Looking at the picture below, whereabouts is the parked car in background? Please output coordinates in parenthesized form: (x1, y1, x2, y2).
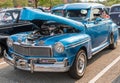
(106, 6, 110, 14)
(109, 4, 120, 30)
(4, 4, 118, 79)
(37, 6, 51, 13)
(0, 8, 21, 25)
(0, 8, 38, 56)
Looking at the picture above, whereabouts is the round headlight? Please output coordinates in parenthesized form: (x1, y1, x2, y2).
(7, 38, 13, 47)
(54, 42, 64, 53)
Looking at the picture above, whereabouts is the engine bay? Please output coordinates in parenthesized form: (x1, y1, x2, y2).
(27, 21, 80, 40)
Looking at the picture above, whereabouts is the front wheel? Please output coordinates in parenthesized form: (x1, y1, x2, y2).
(69, 49, 87, 79)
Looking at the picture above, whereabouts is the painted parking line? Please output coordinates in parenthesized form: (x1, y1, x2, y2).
(0, 62, 6, 65)
(89, 55, 120, 83)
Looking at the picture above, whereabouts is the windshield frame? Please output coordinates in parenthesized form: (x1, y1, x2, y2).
(52, 8, 89, 21)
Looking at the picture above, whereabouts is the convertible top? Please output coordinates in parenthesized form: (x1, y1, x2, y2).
(20, 8, 85, 31)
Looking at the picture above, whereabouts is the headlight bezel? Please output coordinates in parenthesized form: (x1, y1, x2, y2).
(7, 38, 13, 47)
(54, 42, 64, 53)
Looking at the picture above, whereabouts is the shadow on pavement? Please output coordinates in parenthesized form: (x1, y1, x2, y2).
(87, 47, 113, 66)
(0, 66, 76, 83)
(112, 75, 120, 83)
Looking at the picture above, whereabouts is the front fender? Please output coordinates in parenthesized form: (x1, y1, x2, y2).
(59, 34, 92, 66)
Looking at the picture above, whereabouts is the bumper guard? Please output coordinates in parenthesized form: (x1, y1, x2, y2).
(4, 51, 70, 72)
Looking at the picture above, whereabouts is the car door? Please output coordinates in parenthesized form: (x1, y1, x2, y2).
(86, 8, 109, 49)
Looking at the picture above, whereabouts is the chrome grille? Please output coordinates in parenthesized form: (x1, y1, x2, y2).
(13, 44, 52, 57)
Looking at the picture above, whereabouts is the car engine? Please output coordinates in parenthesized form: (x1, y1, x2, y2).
(27, 22, 79, 40)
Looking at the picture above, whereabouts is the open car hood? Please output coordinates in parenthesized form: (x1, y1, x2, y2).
(20, 8, 85, 31)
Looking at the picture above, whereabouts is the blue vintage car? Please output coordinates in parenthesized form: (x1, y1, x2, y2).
(4, 3, 118, 79)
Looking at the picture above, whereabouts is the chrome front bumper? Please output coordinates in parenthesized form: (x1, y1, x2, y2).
(4, 52, 70, 72)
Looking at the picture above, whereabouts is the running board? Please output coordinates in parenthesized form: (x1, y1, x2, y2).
(91, 42, 109, 55)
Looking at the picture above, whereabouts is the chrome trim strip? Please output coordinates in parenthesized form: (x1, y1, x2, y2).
(118, 26, 120, 28)
(92, 42, 109, 55)
(13, 42, 52, 48)
(0, 23, 32, 30)
(65, 38, 90, 49)
(11, 23, 33, 27)
(0, 27, 13, 30)
(0, 35, 9, 38)
(110, 12, 120, 14)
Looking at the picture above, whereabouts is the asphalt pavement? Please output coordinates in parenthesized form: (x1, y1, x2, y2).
(0, 39, 120, 83)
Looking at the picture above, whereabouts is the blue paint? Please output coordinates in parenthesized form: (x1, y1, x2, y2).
(6, 3, 119, 72)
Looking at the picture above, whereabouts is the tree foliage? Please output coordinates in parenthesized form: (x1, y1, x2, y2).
(0, 0, 13, 8)
(37, 0, 63, 7)
(12, 0, 28, 7)
(0, 0, 120, 8)
(103, 0, 120, 6)
(0, 0, 28, 8)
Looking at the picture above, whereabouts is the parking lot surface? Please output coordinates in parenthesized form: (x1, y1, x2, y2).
(0, 39, 120, 83)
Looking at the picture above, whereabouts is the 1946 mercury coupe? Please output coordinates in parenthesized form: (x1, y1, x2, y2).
(4, 3, 119, 79)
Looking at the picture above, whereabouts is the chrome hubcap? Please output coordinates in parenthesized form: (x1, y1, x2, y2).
(77, 53, 85, 74)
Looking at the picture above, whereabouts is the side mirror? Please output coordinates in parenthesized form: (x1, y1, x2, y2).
(84, 18, 90, 23)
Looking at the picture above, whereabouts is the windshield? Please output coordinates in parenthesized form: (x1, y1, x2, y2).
(110, 6, 120, 12)
(65, 9, 88, 21)
(52, 9, 88, 21)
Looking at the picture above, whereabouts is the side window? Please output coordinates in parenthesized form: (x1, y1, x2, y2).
(3, 12, 12, 21)
(101, 8, 110, 19)
(90, 8, 101, 21)
(90, 8, 109, 21)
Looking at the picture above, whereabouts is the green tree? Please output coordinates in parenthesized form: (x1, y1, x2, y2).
(105, 0, 120, 6)
(13, 0, 28, 7)
(37, 0, 63, 7)
(0, 0, 120, 8)
(0, 0, 13, 8)
(0, 0, 28, 8)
